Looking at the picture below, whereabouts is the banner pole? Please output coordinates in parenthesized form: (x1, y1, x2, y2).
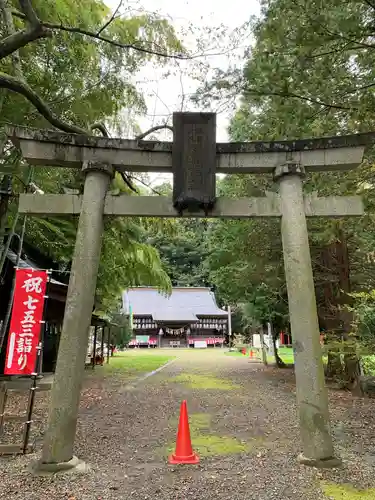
(21, 270, 50, 454)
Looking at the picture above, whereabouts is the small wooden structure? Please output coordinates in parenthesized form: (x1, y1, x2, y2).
(0, 376, 51, 455)
(0, 242, 111, 374)
(87, 316, 112, 368)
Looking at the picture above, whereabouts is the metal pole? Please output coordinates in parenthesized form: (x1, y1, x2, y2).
(0, 382, 7, 439)
(92, 325, 97, 369)
(22, 272, 49, 454)
(0, 213, 19, 281)
(40, 162, 112, 470)
(0, 175, 12, 259)
(38, 322, 45, 377)
(276, 162, 340, 467)
(158, 328, 162, 349)
(0, 218, 27, 351)
(227, 305, 232, 347)
(259, 326, 268, 365)
(106, 327, 110, 364)
(22, 343, 40, 454)
(0, 165, 34, 281)
(267, 322, 275, 358)
(100, 326, 105, 365)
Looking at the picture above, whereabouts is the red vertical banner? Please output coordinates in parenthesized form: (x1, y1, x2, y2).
(4, 268, 48, 376)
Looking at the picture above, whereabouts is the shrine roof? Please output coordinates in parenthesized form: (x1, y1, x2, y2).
(7, 249, 67, 287)
(122, 287, 227, 322)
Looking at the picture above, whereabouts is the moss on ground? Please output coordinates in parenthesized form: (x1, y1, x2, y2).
(172, 373, 239, 390)
(191, 435, 250, 456)
(166, 412, 254, 458)
(189, 413, 211, 430)
(322, 483, 375, 499)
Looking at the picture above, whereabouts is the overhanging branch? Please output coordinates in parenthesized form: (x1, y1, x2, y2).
(244, 88, 357, 111)
(18, 0, 40, 25)
(0, 25, 49, 59)
(96, 0, 122, 36)
(88, 121, 137, 193)
(135, 124, 174, 140)
(11, 10, 189, 60)
(0, 72, 87, 134)
(90, 122, 109, 137)
(0, 0, 50, 60)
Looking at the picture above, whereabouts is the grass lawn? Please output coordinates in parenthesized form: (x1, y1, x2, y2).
(267, 346, 294, 365)
(101, 351, 174, 376)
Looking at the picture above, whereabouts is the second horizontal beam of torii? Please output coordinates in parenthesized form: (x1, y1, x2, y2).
(19, 193, 364, 218)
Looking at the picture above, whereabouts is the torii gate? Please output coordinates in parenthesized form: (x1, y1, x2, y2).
(8, 113, 367, 472)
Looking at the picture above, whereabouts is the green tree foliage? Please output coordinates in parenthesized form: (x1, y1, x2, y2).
(203, 174, 285, 338)
(140, 182, 210, 288)
(227, 0, 375, 333)
(0, 0, 183, 312)
(2, 0, 183, 126)
(21, 169, 172, 314)
(240, 284, 288, 333)
(106, 309, 132, 348)
(148, 218, 210, 287)
(198, 0, 375, 376)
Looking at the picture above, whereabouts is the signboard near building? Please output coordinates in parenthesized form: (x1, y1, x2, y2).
(194, 340, 207, 349)
(5, 269, 48, 375)
(136, 335, 149, 344)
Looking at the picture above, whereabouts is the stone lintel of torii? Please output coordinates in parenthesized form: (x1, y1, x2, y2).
(18, 192, 364, 218)
(9, 125, 368, 173)
(6, 114, 373, 473)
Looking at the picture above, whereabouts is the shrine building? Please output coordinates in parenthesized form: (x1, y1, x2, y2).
(122, 287, 228, 348)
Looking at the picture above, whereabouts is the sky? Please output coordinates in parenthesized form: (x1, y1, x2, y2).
(106, 0, 261, 142)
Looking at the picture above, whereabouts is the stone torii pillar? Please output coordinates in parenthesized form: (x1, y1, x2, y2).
(7, 115, 368, 471)
(275, 162, 338, 467)
(44, 161, 113, 471)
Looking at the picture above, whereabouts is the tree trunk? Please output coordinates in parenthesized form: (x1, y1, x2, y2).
(272, 337, 286, 368)
(273, 334, 286, 367)
(325, 350, 343, 379)
(259, 326, 268, 365)
(343, 353, 363, 396)
(336, 228, 363, 394)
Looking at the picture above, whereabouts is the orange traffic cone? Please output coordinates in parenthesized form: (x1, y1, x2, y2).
(169, 400, 200, 465)
(249, 349, 253, 359)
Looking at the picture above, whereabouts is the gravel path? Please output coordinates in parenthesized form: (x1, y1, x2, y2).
(1, 350, 375, 499)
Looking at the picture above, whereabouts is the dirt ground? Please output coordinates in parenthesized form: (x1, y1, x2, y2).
(1, 349, 375, 500)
